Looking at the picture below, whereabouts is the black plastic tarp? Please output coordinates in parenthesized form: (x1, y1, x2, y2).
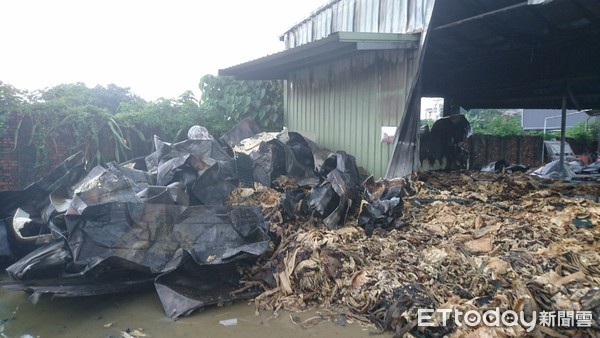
(1, 126, 274, 319)
(155, 255, 261, 318)
(65, 203, 269, 274)
(0, 152, 87, 217)
(306, 152, 361, 230)
(5, 203, 270, 318)
(0, 219, 11, 259)
(358, 176, 406, 235)
(219, 117, 262, 149)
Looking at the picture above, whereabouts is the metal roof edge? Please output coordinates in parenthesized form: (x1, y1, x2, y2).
(336, 32, 420, 43)
(278, 0, 343, 41)
(219, 32, 420, 80)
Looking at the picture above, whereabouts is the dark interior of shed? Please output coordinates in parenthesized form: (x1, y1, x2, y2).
(419, 0, 600, 110)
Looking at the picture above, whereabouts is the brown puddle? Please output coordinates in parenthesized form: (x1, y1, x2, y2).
(0, 274, 388, 338)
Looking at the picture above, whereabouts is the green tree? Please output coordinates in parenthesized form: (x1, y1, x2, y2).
(465, 109, 525, 136)
(116, 91, 203, 145)
(91, 83, 144, 114)
(0, 81, 26, 133)
(38, 82, 96, 107)
(6, 82, 148, 169)
(566, 120, 600, 146)
(199, 75, 283, 136)
(3, 76, 284, 174)
(485, 115, 524, 136)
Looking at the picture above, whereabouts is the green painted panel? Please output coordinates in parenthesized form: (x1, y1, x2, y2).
(285, 49, 417, 179)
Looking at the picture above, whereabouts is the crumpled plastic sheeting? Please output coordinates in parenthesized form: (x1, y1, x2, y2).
(5, 203, 270, 318)
(532, 158, 600, 179)
(187, 125, 215, 141)
(219, 117, 262, 149)
(237, 150, 368, 231)
(358, 176, 407, 235)
(419, 115, 472, 170)
(582, 161, 600, 175)
(145, 136, 232, 178)
(218, 121, 330, 189)
(65, 203, 269, 274)
(286, 132, 328, 184)
(67, 162, 154, 215)
(6, 239, 72, 280)
(250, 140, 288, 187)
(0, 152, 87, 257)
(145, 136, 238, 205)
(248, 135, 324, 188)
(0, 152, 87, 218)
(1, 273, 155, 298)
(305, 152, 361, 230)
(481, 160, 530, 173)
(191, 161, 239, 205)
(136, 183, 189, 206)
(1, 125, 275, 319)
(0, 220, 12, 260)
(155, 255, 262, 319)
(531, 159, 576, 179)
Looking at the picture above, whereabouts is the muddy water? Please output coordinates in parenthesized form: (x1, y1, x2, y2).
(0, 274, 389, 338)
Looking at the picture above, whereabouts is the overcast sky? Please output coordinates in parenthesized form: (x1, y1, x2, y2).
(1, 0, 325, 101)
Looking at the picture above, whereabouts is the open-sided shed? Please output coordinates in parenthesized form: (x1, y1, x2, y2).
(220, 0, 600, 178)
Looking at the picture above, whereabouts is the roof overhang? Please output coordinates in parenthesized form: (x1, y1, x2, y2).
(219, 32, 420, 80)
(420, 0, 600, 109)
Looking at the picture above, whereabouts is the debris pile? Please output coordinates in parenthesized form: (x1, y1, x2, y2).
(242, 171, 600, 337)
(1, 118, 599, 337)
(0, 118, 390, 320)
(0, 135, 273, 318)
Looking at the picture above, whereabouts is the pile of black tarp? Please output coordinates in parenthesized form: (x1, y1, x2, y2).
(0, 118, 405, 318)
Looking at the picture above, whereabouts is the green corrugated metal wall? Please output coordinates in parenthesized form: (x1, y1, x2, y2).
(285, 49, 416, 178)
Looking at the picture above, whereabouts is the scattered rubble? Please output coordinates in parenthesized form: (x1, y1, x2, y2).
(241, 170, 600, 337)
(0, 120, 599, 337)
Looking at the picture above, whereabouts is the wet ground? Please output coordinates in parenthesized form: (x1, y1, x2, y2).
(0, 274, 389, 338)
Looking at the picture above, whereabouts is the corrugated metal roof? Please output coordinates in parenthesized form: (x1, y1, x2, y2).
(219, 32, 419, 80)
(280, 0, 435, 49)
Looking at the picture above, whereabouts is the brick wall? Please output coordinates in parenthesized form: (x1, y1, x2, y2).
(0, 113, 71, 190)
(468, 134, 545, 170)
(0, 112, 154, 191)
(0, 113, 587, 189)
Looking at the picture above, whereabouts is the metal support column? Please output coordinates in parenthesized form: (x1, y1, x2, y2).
(559, 94, 567, 178)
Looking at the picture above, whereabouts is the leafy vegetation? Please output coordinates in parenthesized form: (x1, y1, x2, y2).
(0, 77, 284, 172)
(463, 109, 526, 136)
(6, 83, 148, 169)
(115, 91, 203, 147)
(199, 75, 283, 135)
(421, 109, 528, 137)
(421, 108, 600, 155)
(566, 120, 600, 147)
(0, 81, 26, 134)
